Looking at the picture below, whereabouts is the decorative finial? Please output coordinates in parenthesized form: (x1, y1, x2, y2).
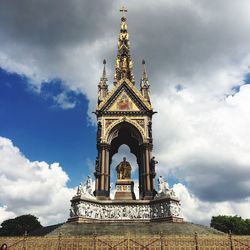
(142, 59, 148, 80)
(101, 59, 107, 79)
(120, 6, 127, 18)
(114, 6, 135, 84)
(98, 59, 109, 103)
(142, 59, 148, 81)
(140, 58, 150, 102)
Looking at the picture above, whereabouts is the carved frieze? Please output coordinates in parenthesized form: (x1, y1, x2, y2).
(70, 198, 181, 221)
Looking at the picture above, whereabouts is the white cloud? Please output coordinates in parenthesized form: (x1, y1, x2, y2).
(0, 1, 249, 113)
(0, 137, 75, 226)
(53, 92, 76, 109)
(153, 84, 250, 203)
(0, 206, 16, 225)
(173, 183, 250, 225)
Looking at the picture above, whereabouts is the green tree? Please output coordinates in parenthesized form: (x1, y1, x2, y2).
(211, 215, 250, 235)
(0, 214, 43, 236)
(245, 219, 250, 234)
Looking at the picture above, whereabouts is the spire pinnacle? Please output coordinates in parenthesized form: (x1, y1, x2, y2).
(114, 7, 135, 85)
(102, 59, 107, 79)
(98, 59, 108, 103)
(141, 60, 149, 86)
(141, 60, 148, 82)
(140, 60, 150, 102)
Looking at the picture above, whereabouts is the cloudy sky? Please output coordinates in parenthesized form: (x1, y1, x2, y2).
(0, 0, 250, 226)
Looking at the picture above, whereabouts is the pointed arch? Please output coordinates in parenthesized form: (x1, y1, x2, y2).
(107, 121, 143, 162)
(105, 118, 146, 144)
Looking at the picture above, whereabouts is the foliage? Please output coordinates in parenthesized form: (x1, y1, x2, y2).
(211, 215, 250, 235)
(0, 214, 43, 236)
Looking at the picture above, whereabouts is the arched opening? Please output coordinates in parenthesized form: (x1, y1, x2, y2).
(108, 122, 143, 161)
(95, 121, 154, 200)
(109, 144, 139, 199)
(108, 122, 142, 199)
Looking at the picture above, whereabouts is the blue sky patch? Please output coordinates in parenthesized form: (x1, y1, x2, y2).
(0, 68, 96, 187)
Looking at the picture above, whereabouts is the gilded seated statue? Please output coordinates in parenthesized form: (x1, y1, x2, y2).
(116, 157, 132, 180)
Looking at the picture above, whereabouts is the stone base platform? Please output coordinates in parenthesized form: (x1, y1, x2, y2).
(69, 196, 183, 223)
(68, 216, 183, 224)
(46, 221, 224, 236)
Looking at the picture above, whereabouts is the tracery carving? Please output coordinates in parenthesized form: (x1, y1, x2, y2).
(105, 119, 116, 129)
(134, 119, 145, 129)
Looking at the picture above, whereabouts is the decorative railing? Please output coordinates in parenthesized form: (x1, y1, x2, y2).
(1, 233, 250, 249)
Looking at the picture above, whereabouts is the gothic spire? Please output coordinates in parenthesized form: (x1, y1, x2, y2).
(98, 59, 108, 103)
(140, 60, 150, 102)
(114, 7, 135, 85)
(101, 59, 107, 82)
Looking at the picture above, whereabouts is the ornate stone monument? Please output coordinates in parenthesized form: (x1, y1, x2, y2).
(68, 7, 183, 224)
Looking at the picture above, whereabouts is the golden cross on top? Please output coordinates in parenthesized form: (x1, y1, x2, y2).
(120, 6, 127, 17)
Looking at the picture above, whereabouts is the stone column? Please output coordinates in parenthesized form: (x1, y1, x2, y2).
(104, 144, 110, 193)
(100, 147, 105, 190)
(145, 146, 151, 193)
(138, 157, 143, 199)
(95, 143, 110, 200)
(139, 144, 146, 199)
(141, 143, 154, 200)
(94, 150, 101, 196)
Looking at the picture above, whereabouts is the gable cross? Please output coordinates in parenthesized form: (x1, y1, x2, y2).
(120, 6, 127, 18)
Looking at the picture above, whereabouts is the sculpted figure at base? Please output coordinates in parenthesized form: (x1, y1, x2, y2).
(116, 157, 132, 180)
(75, 176, 95, 198)
(76, 183, 83, 196)
(157, 176, 177, 199)
(86, 176, 93, 194)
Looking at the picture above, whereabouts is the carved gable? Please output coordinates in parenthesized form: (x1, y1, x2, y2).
(97, 80, 152, 113)
(108, 90, 140, 112)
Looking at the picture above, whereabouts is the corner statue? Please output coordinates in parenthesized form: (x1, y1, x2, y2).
(116, 157, 132, 180)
